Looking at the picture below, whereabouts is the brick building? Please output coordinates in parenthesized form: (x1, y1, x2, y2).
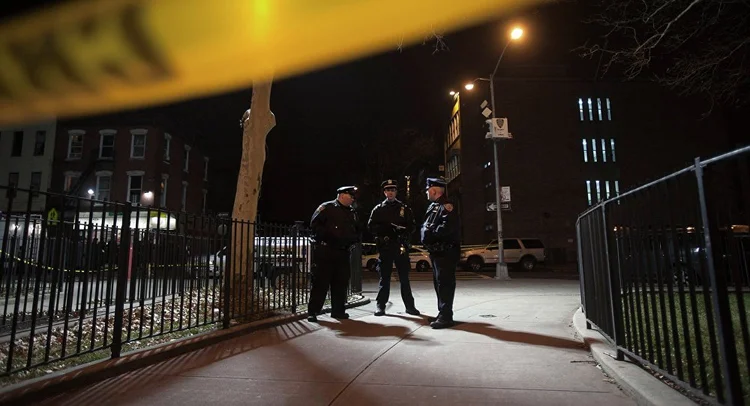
(445, 69, 731, 262)
(51, 118, 210, 227)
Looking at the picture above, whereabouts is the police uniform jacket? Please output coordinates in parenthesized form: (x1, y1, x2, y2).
(368, 199, 415, 247)
(310, 199, 360, 250)
(421, 195, 460, 253)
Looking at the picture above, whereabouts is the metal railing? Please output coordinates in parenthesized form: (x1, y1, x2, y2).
(0, 186, 360, 377)
(577, 145, 750, 405)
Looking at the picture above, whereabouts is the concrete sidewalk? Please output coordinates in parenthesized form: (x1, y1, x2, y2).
(36, 279, 635, 406)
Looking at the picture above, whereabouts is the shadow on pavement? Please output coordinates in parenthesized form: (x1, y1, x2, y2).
(317, 319, 430, 341)
(452, 321, 596, 350)
(35, 320, 322, 406)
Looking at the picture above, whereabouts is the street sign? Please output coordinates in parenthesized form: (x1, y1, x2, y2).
(46, 208, 59, 224)
(485, 117, 511, 139)
(486, 202, 497, 212)
(501, 202, 511, 211)
(501, 186, 511, 203)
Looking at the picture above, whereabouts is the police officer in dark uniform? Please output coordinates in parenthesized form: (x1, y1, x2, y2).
(421, 177, 461, 329)
(308, 186, 361, 322)
(368, 179, 420, 316)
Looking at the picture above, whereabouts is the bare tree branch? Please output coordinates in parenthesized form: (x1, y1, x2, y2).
(579, 0, 750, 106)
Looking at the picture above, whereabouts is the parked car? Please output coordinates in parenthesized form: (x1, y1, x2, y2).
(197, 236, 312, 287)
(361, 244, 432, 272)
(459, 238, 546, 271)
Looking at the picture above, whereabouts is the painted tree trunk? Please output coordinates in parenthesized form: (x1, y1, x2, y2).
(230, 81, 275, 317)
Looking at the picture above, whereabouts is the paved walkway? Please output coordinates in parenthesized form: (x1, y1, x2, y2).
(37, 279, 635, 406)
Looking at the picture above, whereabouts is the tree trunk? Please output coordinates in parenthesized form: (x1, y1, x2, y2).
(230, 81, 275, 318)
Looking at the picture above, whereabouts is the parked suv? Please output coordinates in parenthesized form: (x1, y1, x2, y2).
(460, 238, 546, 271)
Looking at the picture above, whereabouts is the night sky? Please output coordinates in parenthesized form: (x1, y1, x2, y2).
(1, 1, 605, 223)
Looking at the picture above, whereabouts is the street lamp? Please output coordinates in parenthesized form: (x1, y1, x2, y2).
(462, 26, 524, 281)
(87, 189, 95, 197)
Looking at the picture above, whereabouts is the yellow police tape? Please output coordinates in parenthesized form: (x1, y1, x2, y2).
(0, 0, 539, 125)
(1, 249, 199, 274)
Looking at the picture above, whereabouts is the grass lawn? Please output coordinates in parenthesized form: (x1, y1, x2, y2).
(622, 288, 750, 402)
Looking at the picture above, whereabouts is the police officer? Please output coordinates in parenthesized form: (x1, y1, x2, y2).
(308, 186, 361, 322)
(368, 179, 420, 317)
(421, 177, 460, 329)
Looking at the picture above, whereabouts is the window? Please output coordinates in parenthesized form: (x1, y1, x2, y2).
(503, 239, 521, 249)
(202, 189, 208, 214)
(96, 172, 112, 201)
(615, 180, 620, 196)
(606, 98, 612, 120)
(181, 181, 188, 211)
(586, 180, 592, 205)
(34, 131, 46, 156)
(30, 172, 41, 196)
(63, 172, 80, 192)
(610, 139, 616, 162)
(8, 172, 19, 188)
(521, 239, 545, 249)
(597, 98, 603, 121)
(578, 98, 584, 121)
(160, 174, 169, 207)
(592, 139, 597, 162)
(99, 130, 116, 159)
(587, 98, 594, 121)
(68, 131, 84, 159)
(605, 181, 611, 199)
(130, 130, 146, 159)
(595, 180, 601, 201)
(582, 139, 588, 162)
(127, 172, 143, 204)
(163, 133, 171, 162)
(601, 139, 607, 162)
(203, 157, 209, 181)
(448, 112, 461, 145)
(11, 131, 23, 156)
(184, 145, 191, 172)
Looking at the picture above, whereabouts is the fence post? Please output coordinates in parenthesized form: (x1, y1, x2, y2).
(222, 219, 232, 329)
(111, 202, 132, 359)
(350, 242, 362, 294)
(291, 222, 300, 313)
(575, 218, 593, 330)
(694, 157, 743, 404)
(600, 204, 625, 360)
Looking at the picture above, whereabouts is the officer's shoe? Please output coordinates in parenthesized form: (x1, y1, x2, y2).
(374, 307, 386, 316)
(405, 307, 421, 316)
(331, 312, 350, 320)
(430, 318, 454, 329)
(307, 314, 318, 322)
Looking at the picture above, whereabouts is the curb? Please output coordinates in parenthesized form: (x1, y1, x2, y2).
(0, 296, 371, 406)
(572, 307, 696, 406)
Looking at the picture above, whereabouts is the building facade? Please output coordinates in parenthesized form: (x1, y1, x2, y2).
(446, 74, 731, 263)
(51, 122, 210, 227)
(0, 119, 57, 214)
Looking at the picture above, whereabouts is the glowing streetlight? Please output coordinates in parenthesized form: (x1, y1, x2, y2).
(87, 189, 95, 196)
(449, 90, 456, 96)
(464, 83, 475, 90)
(510, 27, 523, 40)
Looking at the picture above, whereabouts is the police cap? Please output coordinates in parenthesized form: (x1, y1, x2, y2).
(381, 179, 398, 190)
(337, 186, 358, 196)
(425, 177, 447, 190)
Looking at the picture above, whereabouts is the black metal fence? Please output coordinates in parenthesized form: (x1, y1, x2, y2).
(0, 186, 359, 377)
(577, 145, 750, 405)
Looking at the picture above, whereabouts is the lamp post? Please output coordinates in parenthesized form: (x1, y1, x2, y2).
(463, 26, 523, 280)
